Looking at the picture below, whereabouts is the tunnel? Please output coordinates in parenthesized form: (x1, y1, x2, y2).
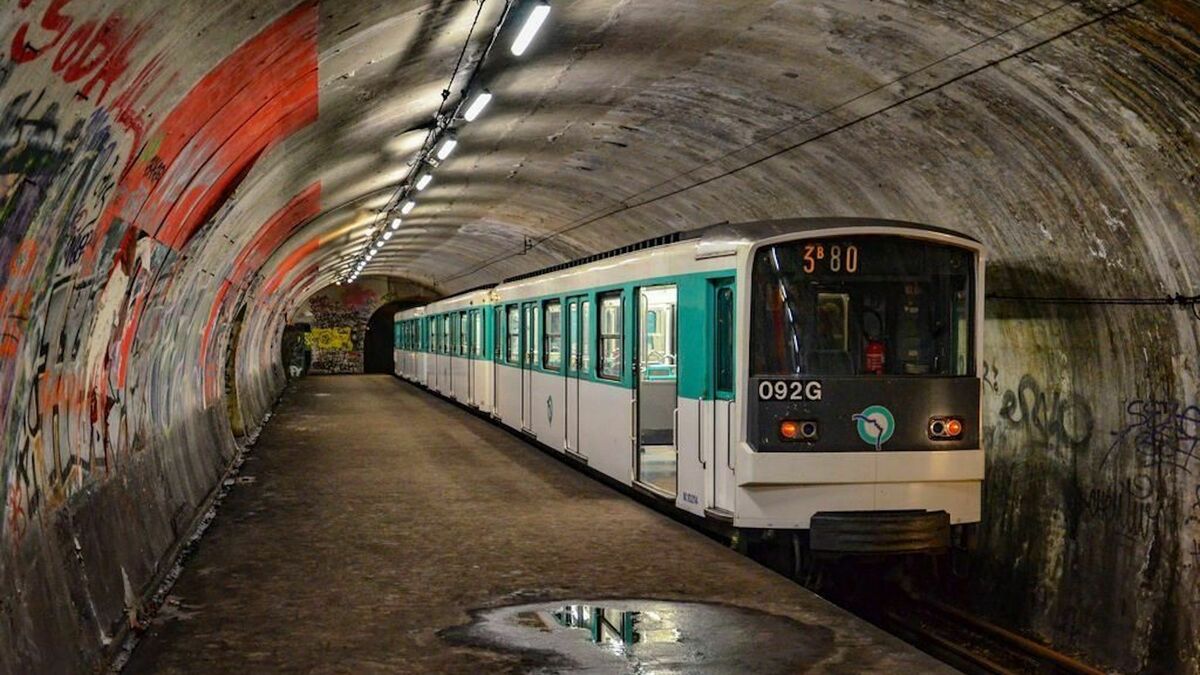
(0, 0, 1197, 672)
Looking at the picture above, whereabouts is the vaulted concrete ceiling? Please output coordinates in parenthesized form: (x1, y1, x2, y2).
(232, 0, 1198, 309)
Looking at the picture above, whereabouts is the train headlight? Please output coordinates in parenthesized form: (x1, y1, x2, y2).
(928, 416, 964, 439)
(779, 420, 818, 442)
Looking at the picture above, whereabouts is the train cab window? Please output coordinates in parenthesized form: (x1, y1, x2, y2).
(751, 236, 975, 377)
(598, 292, 623, 380)
(543, 300, 562, 370)
(506, 305, 520, 363)
(580, 300, 592, 373)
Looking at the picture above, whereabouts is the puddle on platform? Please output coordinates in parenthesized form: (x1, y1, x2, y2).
(445, 599, 835, 673)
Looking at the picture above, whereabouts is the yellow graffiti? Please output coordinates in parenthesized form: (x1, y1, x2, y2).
(306, 327, 351, 350)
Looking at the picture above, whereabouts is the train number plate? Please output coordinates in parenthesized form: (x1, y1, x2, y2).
(757, 379, 823, 402)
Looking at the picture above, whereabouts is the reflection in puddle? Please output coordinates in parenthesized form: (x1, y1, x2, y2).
(526, 605, 682, 656)
(447, 599, 839, 674)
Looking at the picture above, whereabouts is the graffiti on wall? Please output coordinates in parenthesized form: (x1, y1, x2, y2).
(0, 1, 320, 546)
(1104, 399, 1200, 474)
(981, 356, 1200, 669)
(303, 285, 379, 374)
(307, 327, 351, 351)
(986, 368, 1095, 462)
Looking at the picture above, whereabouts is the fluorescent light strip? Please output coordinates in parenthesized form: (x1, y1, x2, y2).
(511, 3, 550, 56)
(463, 91, 492, 121)
(436, 137, 457, 160)
(401, 200, 415, 214)
(416, 173, 432, 190)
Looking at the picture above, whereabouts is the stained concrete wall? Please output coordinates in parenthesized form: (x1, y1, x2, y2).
(0, 0, 1197, 672)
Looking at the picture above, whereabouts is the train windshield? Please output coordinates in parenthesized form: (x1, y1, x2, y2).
(751, 236, 975, 377)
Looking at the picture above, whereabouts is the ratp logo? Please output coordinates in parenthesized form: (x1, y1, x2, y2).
(853, 405, 895, 451)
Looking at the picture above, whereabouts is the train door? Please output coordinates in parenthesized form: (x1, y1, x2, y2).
(563, 296, 583, 455)
(709, 278, 736, 514)
(635, 285, 678, 497)
(521, 302, 536, 433)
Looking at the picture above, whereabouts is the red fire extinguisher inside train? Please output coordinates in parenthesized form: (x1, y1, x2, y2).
(865, 338, 885, 375)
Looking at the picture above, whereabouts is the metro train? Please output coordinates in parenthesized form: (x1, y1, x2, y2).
(394, 218, 985, 554)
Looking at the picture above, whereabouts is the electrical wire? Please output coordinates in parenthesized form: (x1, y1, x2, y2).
(988, 293, 1200, 317)
(440, 0, 1149, 284)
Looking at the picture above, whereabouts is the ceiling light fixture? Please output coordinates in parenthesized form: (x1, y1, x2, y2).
(511, 2, 550, 56)
(391, 217, 403, 230)
(435, 136, 457, 161)
(415, 173, 433, 191)
(401, 200, 416, 214)
(463, 90, 492, 121)
(382, 230, 393, 240)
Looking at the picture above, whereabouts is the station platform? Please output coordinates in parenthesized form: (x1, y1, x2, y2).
(123, 375, 951, 673)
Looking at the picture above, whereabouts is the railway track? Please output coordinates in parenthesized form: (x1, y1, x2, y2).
(877, 593, 1105, 675)
(743, 541, 1105, 674)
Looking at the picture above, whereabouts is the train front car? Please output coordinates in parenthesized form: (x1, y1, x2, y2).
(735, 220, 985, 555)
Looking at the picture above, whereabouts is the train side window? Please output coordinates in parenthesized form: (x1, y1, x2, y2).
(459, 312, 469, 356)
(506, 305, 520, 363)
(543, 300, 562, 371)
(493, 308, 502, 359)
(442, 315, 451, 355)
(580, 300, 591, 373)
(523, 304, 538, 366)
(598, 292, 623, 380)
(473, 311, 484, 357)
(715, 286, 735, 395)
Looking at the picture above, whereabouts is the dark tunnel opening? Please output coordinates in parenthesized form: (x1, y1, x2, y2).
(363, 301, 409, 374)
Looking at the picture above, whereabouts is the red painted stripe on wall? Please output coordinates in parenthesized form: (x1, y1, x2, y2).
(101, 1, 319, 250)
(262, 237, 321, 296)
(229, 183, 322, 287)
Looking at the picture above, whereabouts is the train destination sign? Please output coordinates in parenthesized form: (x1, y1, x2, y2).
(802, 242, 859, 274)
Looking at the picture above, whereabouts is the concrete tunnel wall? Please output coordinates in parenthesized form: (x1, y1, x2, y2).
(0, 0, 1196, 672)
